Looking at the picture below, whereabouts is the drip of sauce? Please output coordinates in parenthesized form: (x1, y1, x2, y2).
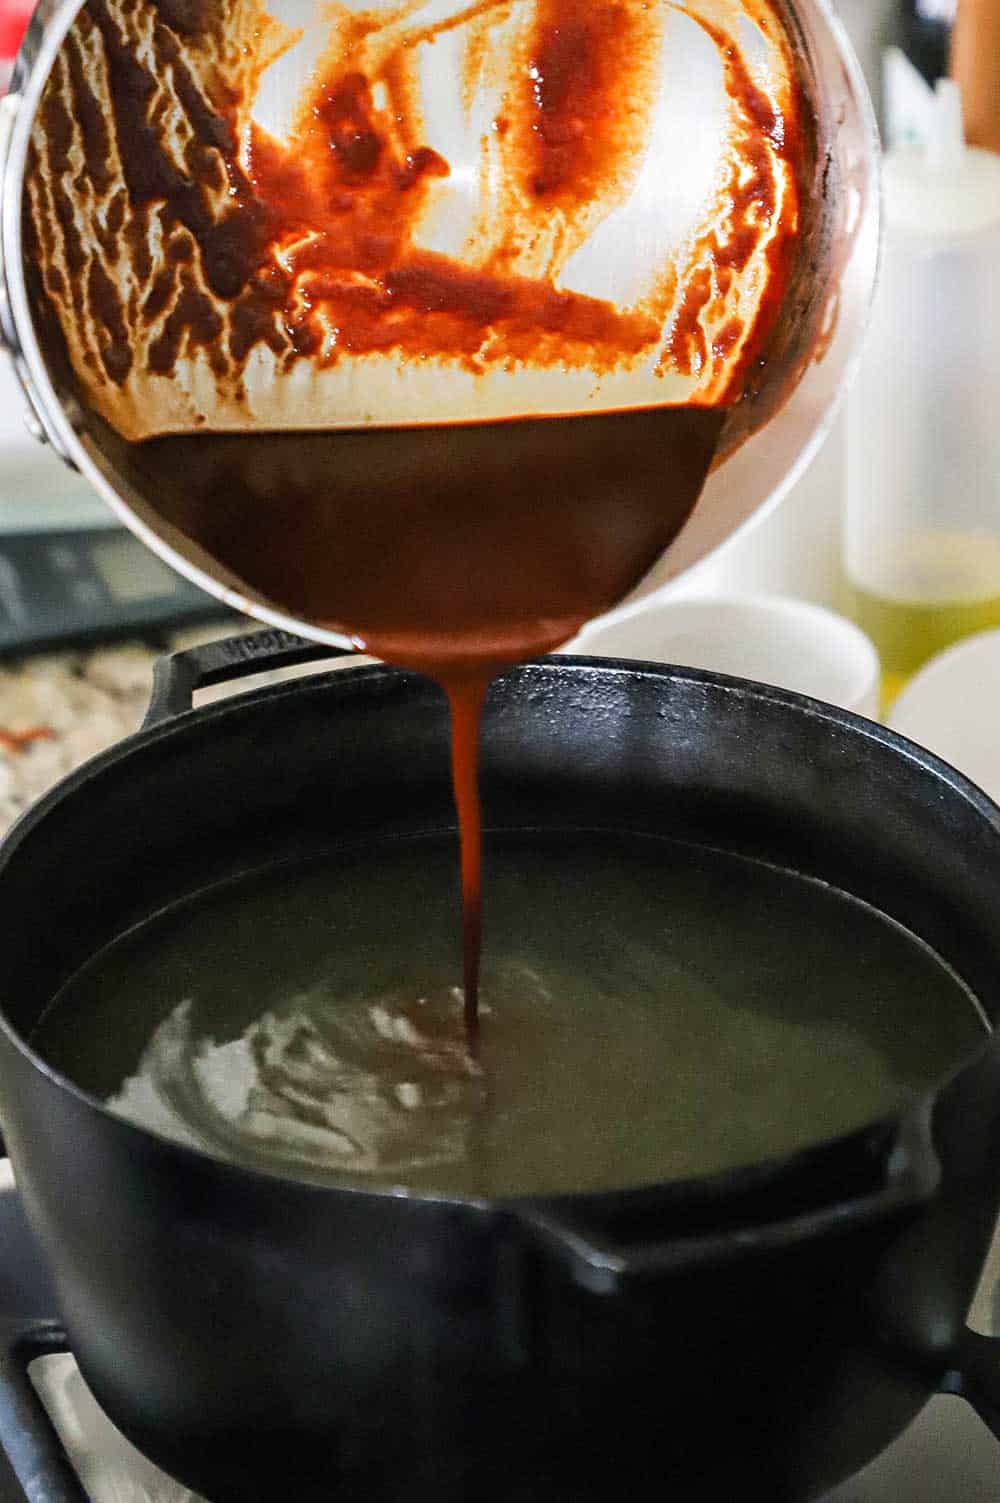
(444, 678, 488, 1054)
(125, 404, 726, 1042)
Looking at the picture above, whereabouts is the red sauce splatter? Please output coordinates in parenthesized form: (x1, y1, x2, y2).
(664, 15, 805, 400)
(55, 0, 809, 408)
(242, 55, 661, 372)
(0, 726, 54, 755)
(525, 1, 633, 200)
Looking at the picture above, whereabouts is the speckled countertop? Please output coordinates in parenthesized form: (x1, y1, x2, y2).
(0, 623, 370, 837)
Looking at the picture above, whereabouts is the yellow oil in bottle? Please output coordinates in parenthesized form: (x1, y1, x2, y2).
(849, 534, 1000, 713)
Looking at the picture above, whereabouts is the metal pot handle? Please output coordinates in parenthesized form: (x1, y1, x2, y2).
(142, 629, 355, 729)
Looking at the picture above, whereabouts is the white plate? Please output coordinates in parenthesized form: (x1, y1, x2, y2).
(888, 629, 1000, 805)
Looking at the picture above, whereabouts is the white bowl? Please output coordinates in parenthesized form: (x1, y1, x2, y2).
(571, 594, 881, 719)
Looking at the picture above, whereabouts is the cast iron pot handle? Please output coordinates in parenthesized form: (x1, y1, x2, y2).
(0, 1317, 88, 1501)
(143, 629, 356, 729)
(945, 1328, 1000, 1443)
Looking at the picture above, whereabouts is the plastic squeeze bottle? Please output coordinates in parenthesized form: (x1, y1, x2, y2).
(845, 78, 1000, 709)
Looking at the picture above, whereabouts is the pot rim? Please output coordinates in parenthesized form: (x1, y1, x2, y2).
(0, 655, 997, 1219)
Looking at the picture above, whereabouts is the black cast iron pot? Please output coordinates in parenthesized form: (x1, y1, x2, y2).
(1, 630, 1000, 1503)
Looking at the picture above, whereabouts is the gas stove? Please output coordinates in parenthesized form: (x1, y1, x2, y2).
(0, 1159, 997, 1502)
(2, 633, 1000, 1499)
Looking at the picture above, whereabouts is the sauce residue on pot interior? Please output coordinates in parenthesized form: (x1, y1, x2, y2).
(29, 0, 812, 425)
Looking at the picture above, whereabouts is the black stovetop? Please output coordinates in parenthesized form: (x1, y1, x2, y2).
(0, 1172, 998, 1502)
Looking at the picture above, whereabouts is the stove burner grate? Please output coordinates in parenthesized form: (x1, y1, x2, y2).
(0, 1319, 88, 1502)
(0, 1174, 998, 1503)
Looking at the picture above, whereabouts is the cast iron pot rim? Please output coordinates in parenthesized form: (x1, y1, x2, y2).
(0, 653, 996, 1221)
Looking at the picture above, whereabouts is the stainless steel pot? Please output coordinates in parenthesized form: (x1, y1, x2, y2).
(0, 0, 879, 645)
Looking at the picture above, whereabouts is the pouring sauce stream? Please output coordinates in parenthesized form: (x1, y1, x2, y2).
(26, 0, 816, 1048)
(445, 676, 488, 1055)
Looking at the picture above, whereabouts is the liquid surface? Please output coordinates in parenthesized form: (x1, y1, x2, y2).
(32, 832, 986, 1197)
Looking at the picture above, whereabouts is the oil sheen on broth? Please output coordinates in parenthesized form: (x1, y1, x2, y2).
(33, 833, 986, 1197)
(26, 1, 819, 1034)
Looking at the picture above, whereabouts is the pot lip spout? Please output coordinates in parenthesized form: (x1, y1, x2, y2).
(506, 1095, 946, 1295)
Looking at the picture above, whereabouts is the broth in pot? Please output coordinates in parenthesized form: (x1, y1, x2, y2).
(33, 831, 986, 1195)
